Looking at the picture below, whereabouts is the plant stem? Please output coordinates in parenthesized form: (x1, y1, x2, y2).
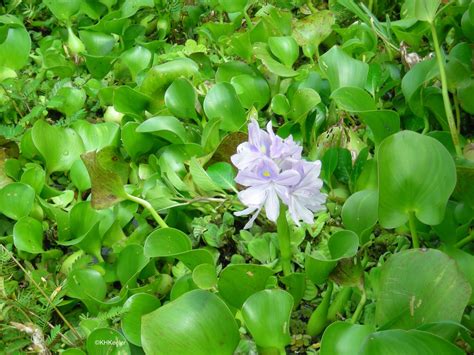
(430, 22, 462, 157)
(0, 245, 83, 344)
(408, 211, 420, 249)
(453, 94, 461, 134)
(126, 193, 168, 229)
(277, 206, 292, 276)
(243, 7, 254, 30)
(351, 288, 367, 324)
(455, 231, 474, 249)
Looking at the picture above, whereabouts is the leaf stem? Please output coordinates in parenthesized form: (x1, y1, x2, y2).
(408, 211, 420, 249)
(455, 231, 474, 249)
(429, 22, 462, 157)
(126, 193, 168, 229)
(277, 205, 292, 276)
(0, 245, 83, 344)
(350, 287, 367, 324)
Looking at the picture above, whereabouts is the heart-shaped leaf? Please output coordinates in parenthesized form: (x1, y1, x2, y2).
(86, 328, 131, 355)
(342, 189, 378, 242)
(268, 36, 299, 67)
(121, 293, 160, 346)
(242, 289, 293, 352)
(230, 74, 270, 110)
(218, 264, 274, 308)
(164, 78, 197, 120)
(375, 249, 471, 329)
(0, 15, 31, 70)
(32, 120, 85, 173)
(378, 131, 456, 228)
(320, 321, 376, 355)
(0, 182, 35, 220)
(141, 289, 240, 355)
(137, 116, 188, 144)
(13, 216, 44, 253)
(203, 82, 246, 132)
(306, 230, 359, 285)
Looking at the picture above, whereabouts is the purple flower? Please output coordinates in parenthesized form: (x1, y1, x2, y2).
(232, 119, 326, 228)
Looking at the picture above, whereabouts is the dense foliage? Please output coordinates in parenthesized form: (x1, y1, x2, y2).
(0, 0, 473, 353)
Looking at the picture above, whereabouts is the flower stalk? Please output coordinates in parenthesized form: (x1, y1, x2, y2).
(277, 205, 292, 276)
(408, 211, 420, 249)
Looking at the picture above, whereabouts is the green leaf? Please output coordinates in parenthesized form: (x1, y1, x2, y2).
(378, 131, 456, 228)
(206, 162, 237, 192)
(192, 263, 218, 290)
(121, 122, 157, 160)
(320, 321, 376, 355)
(43, 0, 81, 21)
(319, 46, 369, 90)
(268, 36, 299, 67)
(67, 268, 107, 313)
(0, 15, 31, 70)
(141, 290, 240, 355)
(86, 328, 131, 355)
(306, 230, 359, 285)
(218, 264, 274, 308)
(413, 0, 441, 23)
(72, 120, 120, 151)
(360, 329, 463, 354)
(140, 58, 199, 98)
(137, 116, 188, 144)
(32, 120, 85, 173)
(292, 10, 335, 48)
(13, 216, 44, 253)
(342, 189, 378, 240)
(331, 86, 376, 111)
(375, 249, 471, 329)
(117, 244, 149, 287)
(81, 147, 129, 209)
(203, 82, 247, 132)
(218, 0, 248, 13)
(48, 87, 86, 117)
(0, 182, 35, 220)
(144, 228, 192, 257)
(253, 42, 299, 77)
(230, 74, 270, 110)
(189, 157, 222, 194)
(271, 94, 291, 116)
(164, 78, 197, 120)
(121, 293, 161, 346)
(288, 88, 321, 122)
(242, 289, 293, 352)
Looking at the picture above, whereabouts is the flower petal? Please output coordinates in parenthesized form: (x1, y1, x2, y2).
(264, 188, 280, 222)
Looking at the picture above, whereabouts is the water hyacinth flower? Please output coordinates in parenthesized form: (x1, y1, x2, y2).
(231, 119, 326, 228)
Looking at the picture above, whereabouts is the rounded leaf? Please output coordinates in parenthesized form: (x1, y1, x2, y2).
(164, 78, 197, 119)
(144, 228, 192, 257)
(13, 216, 44, 253)
(141, 289, 240, 355)
(0, 182, 35, 220)
(378, 131, 456, 228)
(86, 328, 130, 355)
(242, 289, 293, 351)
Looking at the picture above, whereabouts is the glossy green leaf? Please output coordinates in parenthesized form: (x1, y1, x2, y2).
(206, 162, 237, 192)
(117, 244, 149, 287)
(120, 46, 152, 81)
(144, 228, 192, 257)
(140, 58, 199, 98)
(189, 157, 222, 193)
(0, 15, 31, 70)
(253, 43, 299, 77)
(218, 264, 274, 308)
(164, 78, 197, 119)
(70, 159, 91, 192)
(242, 289, 293, 352)
(289, 88, 321, 122)
(320, 321, 376, 355)
(230, 74, 270, 110)
(342, 189, 378, 240)
(137, 116, 187, 144)
(48, 87, 86, 117)
(79, 31, 115, 56)
(203, 82, 246, 132)
(376, 249, 471, 329)
(0, 182, 35, 220)
(67, 268, 107, 313)
(413, 0, 440, 23)
(121, 293, 161, 346)
(20, 164, 45, 195)
(86, 328, 131, 355)
(268, 36, 299, 67)
(306, 230, 359, 285)
(192, 263, 218, 290)
(72, 120, 120, 151)
(32, 120, 85, 173)
(271, 94, 291, 116)
(319, 46, 369, 90)
(378, 131, 456, 228)
(218, 0, 248, 13)
(13, 216, 44, 253)
(141, 290, 240, 355)
(121, 122, 157, 160)
(360, 329, 463, 355)
(43, 0, 81, 21)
